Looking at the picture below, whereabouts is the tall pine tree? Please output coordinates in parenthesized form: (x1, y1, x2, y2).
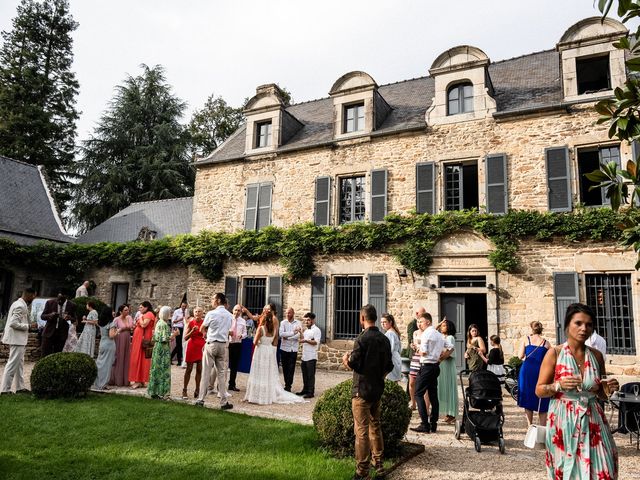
(71, 64, 194, 233)
(0, 0, 79, 213)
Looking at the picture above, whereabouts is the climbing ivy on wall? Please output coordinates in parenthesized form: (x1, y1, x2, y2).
(1, 208, 635, 285)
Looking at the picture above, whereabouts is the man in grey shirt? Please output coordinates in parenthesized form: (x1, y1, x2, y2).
(196, 293, 234, 410)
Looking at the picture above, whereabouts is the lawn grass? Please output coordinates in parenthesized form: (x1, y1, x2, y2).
(0, 394, 354, 480)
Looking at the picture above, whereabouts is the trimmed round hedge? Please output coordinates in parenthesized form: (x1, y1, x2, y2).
(31, 352, 97, 399)
(312, 379, 411, 457)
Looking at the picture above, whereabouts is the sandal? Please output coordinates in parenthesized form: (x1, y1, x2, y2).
(194, 389, 199, 399)
(182, 389, 188, 399)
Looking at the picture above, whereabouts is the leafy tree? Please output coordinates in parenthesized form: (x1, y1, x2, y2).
(187, 94, 243, 158)
(588, 0, 640, 266)
(71, 64, 194, 233)
(0, 0, 79, 212)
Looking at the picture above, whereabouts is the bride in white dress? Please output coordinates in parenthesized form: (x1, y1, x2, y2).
(244, 311, 306, 405)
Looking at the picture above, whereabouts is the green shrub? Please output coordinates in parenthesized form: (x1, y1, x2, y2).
(31, 352, 97, 399)
(312, 379, 411, 458)
(507, 356, 523, 370)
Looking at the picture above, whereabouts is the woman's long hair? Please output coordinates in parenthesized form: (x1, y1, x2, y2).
(467, 324, 480, 347)
(261, 310, 275, 336)
(382, 313, 401, 337)
(98, 306, 113, 327)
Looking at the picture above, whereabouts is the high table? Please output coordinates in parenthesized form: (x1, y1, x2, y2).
(610, 391, 640, 450)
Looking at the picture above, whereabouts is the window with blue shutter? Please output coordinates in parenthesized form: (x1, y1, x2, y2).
(370, 169, 387, 222)
(267, 276, 283, 318)
(367, 274, 386, 327)
(416, 162, 435, 214)
(311, 275, 327, 342)
(315, 176, 331, 226)
(485, 154, 508, 215)
(546, 147, 572, 212)
(553, 272, 579, 344)
(224, 276, 238, 313)
(244, 182, 272, 230)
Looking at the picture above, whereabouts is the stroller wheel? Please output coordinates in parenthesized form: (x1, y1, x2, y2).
(474, 436, 481, 452)
(454, 419, 461, 440)
(499, 438, 506, 454)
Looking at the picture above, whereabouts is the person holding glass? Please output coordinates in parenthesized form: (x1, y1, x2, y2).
(536, 303, 619, 480)
(517, 320, 551, 426)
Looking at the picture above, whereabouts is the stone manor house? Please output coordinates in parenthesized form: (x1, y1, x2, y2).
(90, 17, 638, 373)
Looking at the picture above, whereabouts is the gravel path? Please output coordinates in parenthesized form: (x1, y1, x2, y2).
(4, 362, 639, 478)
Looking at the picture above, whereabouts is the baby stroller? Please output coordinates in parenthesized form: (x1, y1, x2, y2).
(454, 369, 505, 453)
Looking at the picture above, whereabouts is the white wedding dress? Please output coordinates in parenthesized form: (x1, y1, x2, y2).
(244, 327, 306, 405)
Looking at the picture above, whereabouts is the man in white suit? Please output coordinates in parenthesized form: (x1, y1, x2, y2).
(1, 288, 37, 394)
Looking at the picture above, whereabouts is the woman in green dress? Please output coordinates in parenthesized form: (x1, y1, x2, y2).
(148, 306, 178, 399)
(437, 319, 458, 423)
(465, 324, 486, 372)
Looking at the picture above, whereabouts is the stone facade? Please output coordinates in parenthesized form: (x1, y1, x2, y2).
(193, 106, 634, 234)
(88, 265, 189, 311)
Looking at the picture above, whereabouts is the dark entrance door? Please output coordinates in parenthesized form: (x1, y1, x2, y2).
(440, 293, 488, 370)
(0, 269, 14, 316)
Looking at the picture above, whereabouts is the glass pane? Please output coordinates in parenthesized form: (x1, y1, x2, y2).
(445, 165, 462, 210)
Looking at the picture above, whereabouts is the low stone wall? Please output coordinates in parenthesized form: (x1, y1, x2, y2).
(0, 332, 100, 363)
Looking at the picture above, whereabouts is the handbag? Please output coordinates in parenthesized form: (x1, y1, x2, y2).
(523, 397, 547, 449)
(142, 339, 155, 359)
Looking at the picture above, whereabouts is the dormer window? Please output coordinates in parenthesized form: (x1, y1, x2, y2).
(255, 121, 272, 148)
(576, 54, 610, 95)
(344, 103, 365, 133)
(447, 82, 473, 116)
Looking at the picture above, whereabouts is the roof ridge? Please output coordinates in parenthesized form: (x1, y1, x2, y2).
(127, 196, 194, 207)
(0, 155, 39, 169)
(491, 48, 556, 66)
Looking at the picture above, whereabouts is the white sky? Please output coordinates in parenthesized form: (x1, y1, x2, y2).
(0, 1, 628, 141)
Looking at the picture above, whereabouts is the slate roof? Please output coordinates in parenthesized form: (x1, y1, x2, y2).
(0, 156, 71, 244)
(200, 49, 562, 165)
(75, 197, 193, 244)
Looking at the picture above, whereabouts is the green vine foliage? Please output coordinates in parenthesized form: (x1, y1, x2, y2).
(1, 209, 636, 285)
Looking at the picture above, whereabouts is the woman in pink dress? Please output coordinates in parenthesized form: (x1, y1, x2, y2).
(128, 301, 156, 388)
(110, 304, 134, 386)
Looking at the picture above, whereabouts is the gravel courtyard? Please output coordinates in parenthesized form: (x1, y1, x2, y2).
(4, 362, 639, 479)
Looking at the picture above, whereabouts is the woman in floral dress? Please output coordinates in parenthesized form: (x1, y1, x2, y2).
(148, 306, 178, 399)
(536, 303, 619, 480)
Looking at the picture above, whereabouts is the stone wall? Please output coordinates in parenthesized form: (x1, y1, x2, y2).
(192, 104, 630, 233)
(186, 236, 640, 375)
(88, 265, 189, 310)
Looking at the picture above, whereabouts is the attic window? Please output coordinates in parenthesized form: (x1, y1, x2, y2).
(576, 54, 610, 95)
(344, 103, 364, 133)
(447, 82, 473, 115)
(255, 121, 272, 148)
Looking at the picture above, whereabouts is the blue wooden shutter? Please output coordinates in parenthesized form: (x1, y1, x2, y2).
(367, 274, 386, 326)
(224, 276, 238, 313)
(311, 275, 327, 342)
(370, 169, 388, 222)
(267, 276, 282, 318)
(257, 182, 272, 230)
(553, 272, 579, 344)
(485, 153, 508, 215)
(546, 147, 572, 212)
(244, 184, 259, 230)
(416, 162, 435, 214)
(314, 176, 331, 226)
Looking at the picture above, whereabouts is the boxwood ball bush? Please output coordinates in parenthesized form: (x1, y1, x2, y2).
(312, 379, 411, 457)
(31, 352, 97, 399)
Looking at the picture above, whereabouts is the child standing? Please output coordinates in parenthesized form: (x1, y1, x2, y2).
(480, 335, 505, 380)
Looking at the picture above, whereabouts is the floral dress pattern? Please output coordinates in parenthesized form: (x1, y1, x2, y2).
(147, 319, 171, 398)
(544, 343, 618, 480)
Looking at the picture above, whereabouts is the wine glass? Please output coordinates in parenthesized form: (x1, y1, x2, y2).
(634, 384, 640, 397)
(574, 373, 583, 392)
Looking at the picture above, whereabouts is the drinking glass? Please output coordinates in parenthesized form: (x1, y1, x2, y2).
(574, 374, 583, 392)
